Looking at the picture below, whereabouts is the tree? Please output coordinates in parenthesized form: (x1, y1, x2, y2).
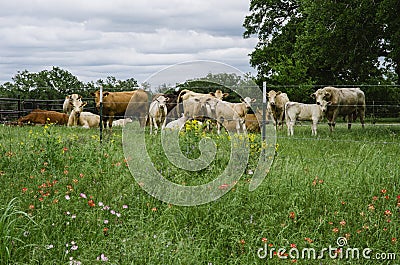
(243, 0, 399, 86)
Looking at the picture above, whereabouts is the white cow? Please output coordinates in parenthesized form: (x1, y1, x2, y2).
(63, 94, 82, 114)
(285, 102, 324, 136)
(202, 97, 256, 134)
(165, 114, 189, 130)
(148, 95, 168, 134)
(112, 118, 133, 127)
(67, 101, 100, 128)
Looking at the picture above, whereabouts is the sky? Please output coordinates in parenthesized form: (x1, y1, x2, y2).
(0, 0, 258, 86)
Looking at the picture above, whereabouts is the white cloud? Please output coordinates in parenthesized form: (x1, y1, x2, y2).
(0, 0, 257, 85)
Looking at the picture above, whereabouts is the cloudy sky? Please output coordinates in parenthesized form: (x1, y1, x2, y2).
(0, 0, 258, 85)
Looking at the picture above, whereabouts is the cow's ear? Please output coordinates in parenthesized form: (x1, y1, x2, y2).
(327, 101, 332, 106)
(83, 101, 88, 107)
(90, 92, 96, 96)
(65, 95, 69, 99)
(165, 97, 169, 102)
(209, 92, 215, 97)
(251, 98, 256, 103)
(69, 101, 74, 106)
(103, 92, 110, 97)
(310, 93, 316, 99)
(276, 91, 282, 95)
(223, 93, 229, 97)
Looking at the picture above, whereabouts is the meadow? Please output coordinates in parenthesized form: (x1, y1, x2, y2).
(0, 121, 399, 264)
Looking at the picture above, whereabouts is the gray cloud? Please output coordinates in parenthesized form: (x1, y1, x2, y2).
(0, 0, 257, 84)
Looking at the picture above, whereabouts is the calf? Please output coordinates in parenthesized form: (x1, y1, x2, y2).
(67, 101, 100, 128)
(18, 109, 69, 126)
(267, 90, 289, 129)
(285, 102, 324, 136)
(148, 95, 168, 134)
(63, 94, 82, 114)
(165, 115, 189, 130)
(112, 118, 133, 127)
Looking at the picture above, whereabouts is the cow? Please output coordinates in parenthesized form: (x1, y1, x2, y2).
(165, 114, 189, 130)
(67, 101, 100, 128)
(267, 90, 290, 129)
(222, 109, 263, 133)
(312, 87, 365, 131)
(63, 94, 82, 114)
(200, 97, 256, 134)
(18, 109, 69, 126)
(285, 102, 324, 136)
(112, 118, 133, 127)
(91, 89, 148, 128)
(148, 95, 168, 134)
(152, 91, 180, 121)
(177, 89, 229, 119)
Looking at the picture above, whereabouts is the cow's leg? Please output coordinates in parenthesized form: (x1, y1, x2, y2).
(311, 120, 317, 136)
(149, 116, 153, 134)
(153, 117, 159, 134)
(347, 113, 353, 130)
(359, 108, 365, 129)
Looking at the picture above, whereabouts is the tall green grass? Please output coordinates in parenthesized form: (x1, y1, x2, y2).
(0, 122, 398, 264)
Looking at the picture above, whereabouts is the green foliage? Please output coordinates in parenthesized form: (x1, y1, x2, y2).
(244, 0, 400, 85)
(0, 123, 399, 264)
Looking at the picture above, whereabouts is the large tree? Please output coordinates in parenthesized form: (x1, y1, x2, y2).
(243, 0, 400, 86)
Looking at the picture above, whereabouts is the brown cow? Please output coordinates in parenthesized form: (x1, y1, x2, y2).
(312, 86, 365, 131)
(91, 89, 149, 128)
(18, 109, 69, 126)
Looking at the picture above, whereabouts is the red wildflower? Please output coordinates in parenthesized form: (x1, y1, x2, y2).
(339, 220, 346, 226)
(261, 237, 267, 243)
(239, 239, 245, 245)
(392, 238, 397, 243)
(384, 210, 392, 216)
(88, 200, 96, 207)
(22, 187, 28, 193)
(381, 189, 387, 194)
(290, 243, 297, 248)
(218, 184, 229, 190)
(332, 228, 339, 233)
(289, 211, 295, 219)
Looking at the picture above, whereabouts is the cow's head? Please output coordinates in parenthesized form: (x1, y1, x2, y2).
(91, 91, 109, 109)
(202, 97, 219, 117)
(210, 90, 229, 100)
(155, 95, 168, 108)
(241, 97, 256, 108)
(70, 100, 87, 117)
(267, 90, 281, 106)
(312, 89, 331, 112)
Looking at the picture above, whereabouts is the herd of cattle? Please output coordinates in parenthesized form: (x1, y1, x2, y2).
(15, 86, 366, 136)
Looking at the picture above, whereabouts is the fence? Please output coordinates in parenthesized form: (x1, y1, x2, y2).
(0, 96, 97, 123)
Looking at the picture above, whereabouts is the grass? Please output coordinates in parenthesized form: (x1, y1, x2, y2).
(0, 121, 399, 264)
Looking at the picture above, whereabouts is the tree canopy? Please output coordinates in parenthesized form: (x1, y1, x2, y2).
(243, 0, 400, 86)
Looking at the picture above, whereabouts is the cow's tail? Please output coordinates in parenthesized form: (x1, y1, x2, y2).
(176, 89, 189, 117)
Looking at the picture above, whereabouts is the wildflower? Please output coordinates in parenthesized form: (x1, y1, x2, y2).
(110, 210, 116, 215)
(71, 214, 76, 219)
(218, 184, 229, 190)
(368, 204, 375, 211)
(151, 207, 157, 212)
(384, 210, 392, 216)
(79, 173, 84, 178)
(62, 147, 68, 153)
(45, 244, 54, 249)
(122, 204, 128, 209)
(289, 212, 295, 219)
(65, 195, 71, 200)
(22, 187, 28, 193)
(116, 212, 121, 218)
(372, 196, 378, 201)
(261, 238, 267, 243)
(290, 243, 297, 249)
(97, 254, 108, 261)
(239, 239, 245, 245)
(104, 220, 109, 224)
(381, 189, 387, 194)
(73, 179, 78, 184)
(339, 220, 346, 226)
(103, 227, 109, 236)
(63, 170, 69, 175)
(79, 193, 87, 199)
(88, 200, 95, 207)
(332, 228, 339, 233)
(392, 238, 397, 243)
(397, 195, 400, 201)
(53, 199, 59, 204)
(345, 233, 350, 239)
(304, 237, 313, 243)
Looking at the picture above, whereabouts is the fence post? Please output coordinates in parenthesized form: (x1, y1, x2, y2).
(99, 86, 103, 144)
(262, 82, 267, 143)
(17, 95, 21, 118)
